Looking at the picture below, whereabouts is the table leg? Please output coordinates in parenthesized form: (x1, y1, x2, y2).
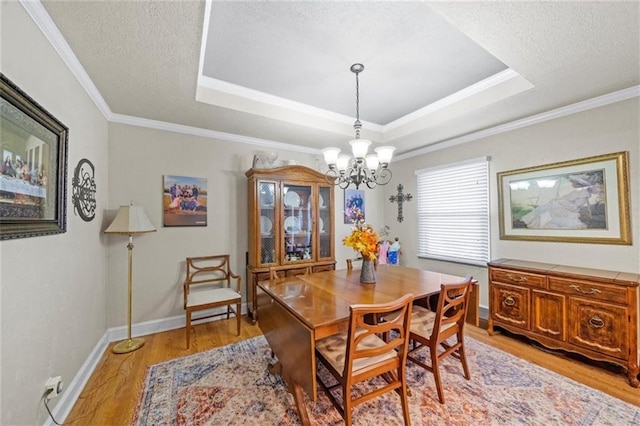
(291, 380, 311, 426)
(268, 360, 311, 425)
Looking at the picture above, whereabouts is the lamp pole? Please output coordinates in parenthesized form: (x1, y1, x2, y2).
(112, 234, 145, 354)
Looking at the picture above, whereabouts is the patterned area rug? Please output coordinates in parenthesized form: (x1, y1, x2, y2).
(134, 336, 639, 425)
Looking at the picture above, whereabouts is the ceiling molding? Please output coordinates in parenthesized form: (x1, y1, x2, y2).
(394, 85, 640, 161)
(110, 114, 320, 154)
(384, 68, 523, 132)
(20, 0, 113, 121)
(26, 0, 639, 163)
(196, 76, 371, 129)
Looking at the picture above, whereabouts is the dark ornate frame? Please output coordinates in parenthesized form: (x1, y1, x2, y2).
(0, 73, 68, 240)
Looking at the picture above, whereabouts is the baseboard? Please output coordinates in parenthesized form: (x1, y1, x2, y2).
(43, 332, 110, 426)
(49, 303, 249, 424)
(479, 306, 489, 320)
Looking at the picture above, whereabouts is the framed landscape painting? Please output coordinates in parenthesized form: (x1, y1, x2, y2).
(0, 73, 68, 240)
(163, 175, 207, 227)
(498, 151, 630, 244)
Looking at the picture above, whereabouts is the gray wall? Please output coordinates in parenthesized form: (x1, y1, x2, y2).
(105, 122, 386, 326)
(1, 2, 109, 424)
(384, 98, 640, 311)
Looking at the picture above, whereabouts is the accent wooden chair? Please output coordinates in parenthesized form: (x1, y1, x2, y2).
(407, 276, 473, 404)
(183, 255, 242, 348)
(315, 294, 414, 426)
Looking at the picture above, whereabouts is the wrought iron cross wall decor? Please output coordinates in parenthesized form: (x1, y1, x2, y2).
(389, 184, 412, 223)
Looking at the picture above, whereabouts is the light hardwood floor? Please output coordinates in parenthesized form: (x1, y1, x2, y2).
(63, 316, 639, 425)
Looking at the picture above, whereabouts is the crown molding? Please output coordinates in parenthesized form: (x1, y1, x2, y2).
(20, 0, 113, 121)
(394, 85, 640, 161)
(197, 75, 366, 127)
(25, 0, 639, 160)
(110, 113, 321, 155)
(384, 68, 521, 132)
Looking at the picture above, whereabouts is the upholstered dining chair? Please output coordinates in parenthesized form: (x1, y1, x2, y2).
(183, 255, 242, 348)
(406, 276, 473, 404)
(315, 294, 414, 426)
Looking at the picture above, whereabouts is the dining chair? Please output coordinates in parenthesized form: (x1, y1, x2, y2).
(183, 255, 242, 348)
(315, 294, 414, 426)
(406, 276, 473, 404)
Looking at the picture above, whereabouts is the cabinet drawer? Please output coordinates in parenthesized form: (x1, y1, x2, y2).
(568, 298, 629, 360)
(549, 277, 627, 304)
(491, 268, 546, 289)
(491, 283, 530, 330)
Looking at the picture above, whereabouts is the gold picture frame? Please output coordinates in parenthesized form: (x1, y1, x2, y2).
(498, 151, 631, 244)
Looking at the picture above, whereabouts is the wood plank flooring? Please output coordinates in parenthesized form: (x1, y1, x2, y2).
(63, 316, 639, 425)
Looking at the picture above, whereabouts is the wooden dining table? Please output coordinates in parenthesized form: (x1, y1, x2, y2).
(256, 264, 477, 424)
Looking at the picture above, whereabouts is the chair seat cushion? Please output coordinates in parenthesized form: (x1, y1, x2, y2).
(316, 329, 396, 375)
(186, 287, 240, 308)
(410, 305, 455, 338)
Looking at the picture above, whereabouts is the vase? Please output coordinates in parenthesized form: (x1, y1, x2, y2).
(360, 258, 376, 284)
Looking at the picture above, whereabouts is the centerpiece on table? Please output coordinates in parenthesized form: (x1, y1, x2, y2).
(343, 221, 379, 284)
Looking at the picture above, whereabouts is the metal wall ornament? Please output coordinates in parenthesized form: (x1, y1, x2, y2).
(72, 158, 97, 221)
(389, 184, 412, 223)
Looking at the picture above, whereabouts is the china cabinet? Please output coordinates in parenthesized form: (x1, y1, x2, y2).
(246, 165, 335, 321)
(488, 258, 639, 387)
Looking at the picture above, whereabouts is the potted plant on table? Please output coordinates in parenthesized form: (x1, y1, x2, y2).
(343, 221, 379, 284)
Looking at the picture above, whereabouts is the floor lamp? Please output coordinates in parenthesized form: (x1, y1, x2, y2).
(105, 204, 156, 354)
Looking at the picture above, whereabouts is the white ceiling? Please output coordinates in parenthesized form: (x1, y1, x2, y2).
(39, 1, 640, 158)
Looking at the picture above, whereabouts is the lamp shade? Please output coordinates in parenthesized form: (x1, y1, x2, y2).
(350, 139, 371, 159)
(336, 155, 351, 172)
(374, 146, 396, 165)
(105, 205, 156, 235)
(321, 147, 341, 166)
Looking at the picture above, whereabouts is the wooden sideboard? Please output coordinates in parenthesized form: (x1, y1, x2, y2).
(488, 258, 639, 387)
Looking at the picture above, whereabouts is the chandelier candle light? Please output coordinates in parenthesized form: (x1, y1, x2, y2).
(322, 64, 395, 190)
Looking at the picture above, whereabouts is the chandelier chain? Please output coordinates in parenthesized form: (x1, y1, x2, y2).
(321, 63, 394, 189)
(354, 70, 360, 138)
(355, 71, 360, 123)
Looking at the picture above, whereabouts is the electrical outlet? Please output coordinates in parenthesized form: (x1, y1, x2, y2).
(45, 376, 63, 400)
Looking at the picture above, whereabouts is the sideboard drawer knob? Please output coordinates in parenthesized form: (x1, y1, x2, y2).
(503, 296, 516, 307)
(588, 315, 605, 328)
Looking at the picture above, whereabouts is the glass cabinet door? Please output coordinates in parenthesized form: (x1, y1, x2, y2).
(282, 183, 313, 263)
(258, 181, 276, 265)
(318, 185, 332, 259)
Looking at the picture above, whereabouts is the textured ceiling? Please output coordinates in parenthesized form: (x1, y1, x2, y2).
(202, 2, 507, 124)
(40, 1, 640, 157)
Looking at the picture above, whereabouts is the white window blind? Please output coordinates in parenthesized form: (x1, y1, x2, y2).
(415, 157, 489, 266)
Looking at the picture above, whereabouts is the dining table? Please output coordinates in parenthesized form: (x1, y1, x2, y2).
(256, 264, 478, 425)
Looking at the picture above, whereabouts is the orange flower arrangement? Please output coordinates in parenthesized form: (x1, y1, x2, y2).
(343, 221, 379, 261)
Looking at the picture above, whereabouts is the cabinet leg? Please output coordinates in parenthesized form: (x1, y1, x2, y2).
(487, 317, 495, 336)
(628, 361, 640, 388)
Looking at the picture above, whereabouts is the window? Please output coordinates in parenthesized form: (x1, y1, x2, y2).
(415, 157, 489, 266)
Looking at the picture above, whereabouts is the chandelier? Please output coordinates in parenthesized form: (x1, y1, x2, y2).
(322, 63, 395, 190)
